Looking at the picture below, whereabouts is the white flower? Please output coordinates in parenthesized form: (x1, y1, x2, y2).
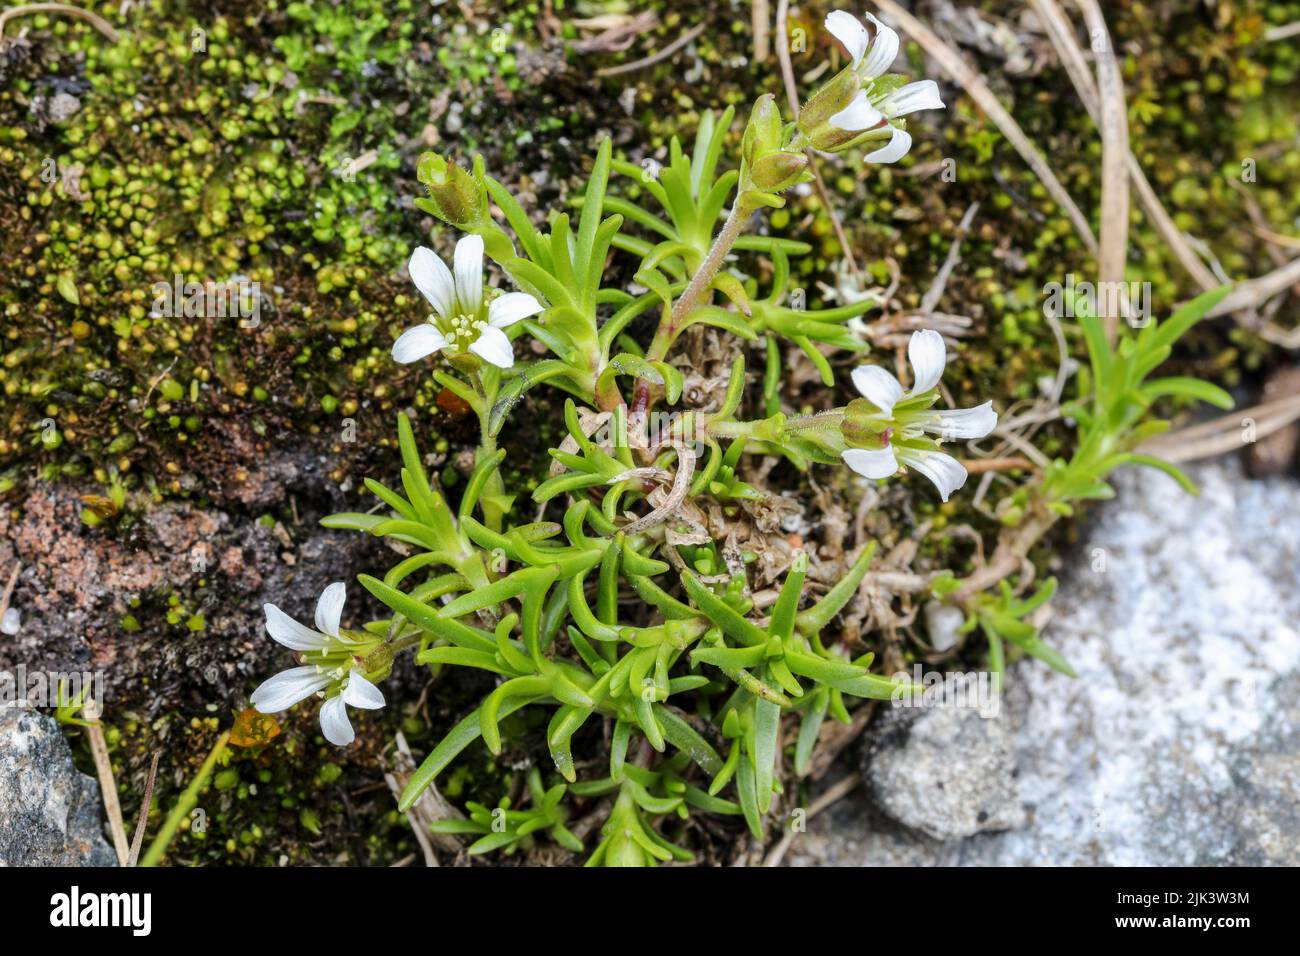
(825, 10, 899, 81)
(840, 329, 997, 502)
(392, 235, 543, 369)
(824, 11, 945, 164)
(250, 582, 386, 746)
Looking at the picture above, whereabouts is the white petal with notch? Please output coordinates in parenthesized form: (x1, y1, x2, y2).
(860, 13, 900, 79)
(488, 291, 544, 329)
(319, 695, 355, 746)
(842, 446, 900, 479)
(342, 670, 386, 710)
(453, 234, 484, 316)
(251, 666, 331, 713)
(314, 582, 346, 638)
(830, 91, 884, 132)
(264, 604, 329, 651)
(880, 80, 945, 118)
(408, 246, 455, 319)
(863, 126, 912, 164)
(391, 324, 449, 364)
(851, 365, 905, 414)
(825, 10, 869, 66)
(469, 324, 515, 368)
(924, 402, 998, 441)
(908, 329, 947, 394)
(899, 447, 968, 502)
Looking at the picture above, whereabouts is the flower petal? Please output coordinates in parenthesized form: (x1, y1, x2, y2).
(314, 581, 346, 638)
(488, 291, 544, 329)
(863, 126, 912, 164)
(319, 695, 355, 746)
(898, 448, 968, 502)
(251, 666, 331, 713)
(924, 401, 998, 441)
(829, 91, 884, 132)
(408, 246, 455, 319)
(908, 329, 947, 394)
(264, 604, 330, 651)
(342, 670, 386, 710)
(860, 13, 900, 80)
(851, 365, 904, 415)
(391, 324, 448, 364)
(468, 324, 515, 369)
(453, 234, 484, 316)
(825, 10, 869, 67)
(842, 446, 899, 480)
(880, 80, 945, 118)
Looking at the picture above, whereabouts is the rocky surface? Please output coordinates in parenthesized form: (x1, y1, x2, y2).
(789, 458, 1300, 866)
(0, 703, 116, 866)
(0, 442, 392, 717)
(862, 702, 1025, 840)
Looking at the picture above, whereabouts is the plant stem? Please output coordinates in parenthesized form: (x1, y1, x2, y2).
(140, 731, 230, 867)
(954, 501, 1059, 604)
(666, 197, 755, 341)
(631, 196, 758, 418)
(469, 369, 508, 531)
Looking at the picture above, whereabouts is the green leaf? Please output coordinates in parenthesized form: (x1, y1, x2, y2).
(753, 695, 780, 814)
(57, 274, 80, 305)
(1148, 285, 1232, 355)
(1141, 376, 1233, 410)
(398, 696, 538, 810)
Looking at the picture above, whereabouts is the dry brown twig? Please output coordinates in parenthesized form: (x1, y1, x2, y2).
(85, 709, 130, 865)
(961, 456, 1035, 474)
(126, 753, 161, 866)
(919, 202, 980, 314)
(1137, 393, 1300, 464)
(752, 0, 770, 62)
(0, 2, 120, 41)
(594, 21, 706, 78)
(569, 11, 658, 55)
(1264, 21, 1300, 41)
(383, 730, 467, 865)
(1073, 0, 1129, 343)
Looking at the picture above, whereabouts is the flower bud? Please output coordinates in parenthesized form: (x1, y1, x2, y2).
(796, 67, 863, 150)
(839, 397, 892, 448)
(748, 150, 809, 192)
(415, 153, 488, 230)
(742, 94, 784, 167)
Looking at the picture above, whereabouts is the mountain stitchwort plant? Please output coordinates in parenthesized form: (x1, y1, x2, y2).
(247, 9, 1232, 864)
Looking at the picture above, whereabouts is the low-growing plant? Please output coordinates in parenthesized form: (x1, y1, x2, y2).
(247, 10, 1232, 865)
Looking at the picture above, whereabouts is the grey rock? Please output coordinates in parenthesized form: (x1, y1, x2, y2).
(862, 702, 1025, 840)
(47, 92, 81, 124)
(0, 703, 116, 866)
(923, 600, 964, 652)
(789, 459, 1300, 866)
